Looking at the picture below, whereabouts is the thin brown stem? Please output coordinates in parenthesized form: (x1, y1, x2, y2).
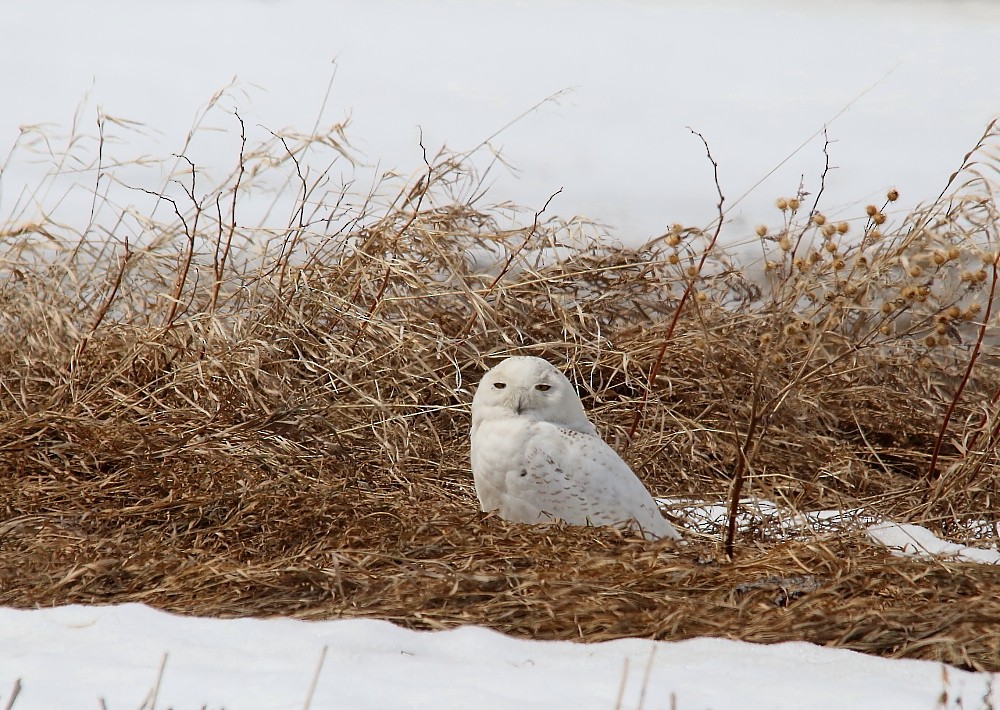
(926, 250, 1000, 494)
(625, 128, 724, 446)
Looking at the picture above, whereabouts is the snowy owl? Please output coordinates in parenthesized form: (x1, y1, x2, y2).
(470, 356, 680, 540)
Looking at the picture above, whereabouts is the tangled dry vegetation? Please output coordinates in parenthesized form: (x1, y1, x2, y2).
(2, 106, 1000, 671)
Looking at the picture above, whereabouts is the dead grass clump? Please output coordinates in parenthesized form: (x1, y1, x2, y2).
(1, 100, 1000, 670)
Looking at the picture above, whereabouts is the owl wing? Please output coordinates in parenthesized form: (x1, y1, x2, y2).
(505, 422, 679, 540)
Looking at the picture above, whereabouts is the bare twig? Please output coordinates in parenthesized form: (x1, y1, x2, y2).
(625, 128, 724, 445)
(2, 679, 21, 710)
(302, 645, 328, 710)
(926, 249, 1000, 494)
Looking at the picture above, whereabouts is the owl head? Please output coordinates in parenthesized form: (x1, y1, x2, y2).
(471, 356, 594, 432)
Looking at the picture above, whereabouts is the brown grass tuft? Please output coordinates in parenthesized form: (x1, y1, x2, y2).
(2, 103, 999, 670)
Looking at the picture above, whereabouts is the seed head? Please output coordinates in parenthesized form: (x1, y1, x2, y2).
(821, 224, 836, 238)
(666, 234, 681, 247)
(824, 242, 837, 254)
(755, 224, 768, 237)
(686, 265, 699, 278)
(935, 322, 948, 335)
(695, 291, 707, 302)
(788, 198, 801, 211)
(948, 246, 961, 260)
(968, 301, 982, 314)
(668, 253, 680, 265)
(776, 197, 789, 211)
(924, 335, 937, 347)
(865, 205, 879, 217)
(872, 213, 886, 225)
(946, 305, 961, 319)
(670, 223, 683, 234)
(778, 235, 792, 252)
(868, 229, 882, 240)
(908, 264, 922, 278)
(812, 213, 827, 226)
(887, 188, 900, 201)
(836, 222, 850, 234)
(933, 251, 947, 265)
(832, 258, 845, 270)
(880, 301, 894, 314)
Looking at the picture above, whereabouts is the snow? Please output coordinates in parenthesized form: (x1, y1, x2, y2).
(3, 0, 1000, 243)
(669, 497, 999, 564)
(869, 522, 1000, 565)
(0, 603, 995, 710)
(3, 1, 1000, 707)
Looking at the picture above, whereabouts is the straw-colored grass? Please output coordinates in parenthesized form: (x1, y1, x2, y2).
(2, 101, 999, 671)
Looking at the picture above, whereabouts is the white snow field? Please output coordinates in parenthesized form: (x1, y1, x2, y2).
(0, 594, 996, 710)
(2, 0, 1000, 242)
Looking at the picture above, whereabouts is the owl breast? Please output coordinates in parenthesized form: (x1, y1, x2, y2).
(470, 417, 533, 512)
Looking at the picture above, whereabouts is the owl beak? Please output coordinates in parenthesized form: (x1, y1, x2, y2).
(513, 393, 525, 415)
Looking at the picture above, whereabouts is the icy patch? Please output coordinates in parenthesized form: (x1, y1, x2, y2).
(662, 498, 998, 565)
(660, 497, 877, 539)
(867, 522, 1000, 564)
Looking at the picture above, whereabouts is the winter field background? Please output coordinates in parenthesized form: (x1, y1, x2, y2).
(2, 1, 1000, 708)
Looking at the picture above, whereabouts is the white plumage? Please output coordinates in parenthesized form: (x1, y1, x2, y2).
(470, 356, 680, 540)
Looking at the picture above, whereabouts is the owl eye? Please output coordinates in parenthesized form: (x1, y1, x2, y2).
(493, 382, 507, 389)
(535, 384, 551, 391)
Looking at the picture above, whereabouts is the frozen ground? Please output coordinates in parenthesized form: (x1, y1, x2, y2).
(0, 519, 996, 710)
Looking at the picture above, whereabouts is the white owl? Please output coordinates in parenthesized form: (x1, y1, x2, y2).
(470, 356, 680, 540)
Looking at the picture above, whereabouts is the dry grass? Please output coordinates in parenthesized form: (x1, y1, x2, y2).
(2, 101, 1000, 672)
